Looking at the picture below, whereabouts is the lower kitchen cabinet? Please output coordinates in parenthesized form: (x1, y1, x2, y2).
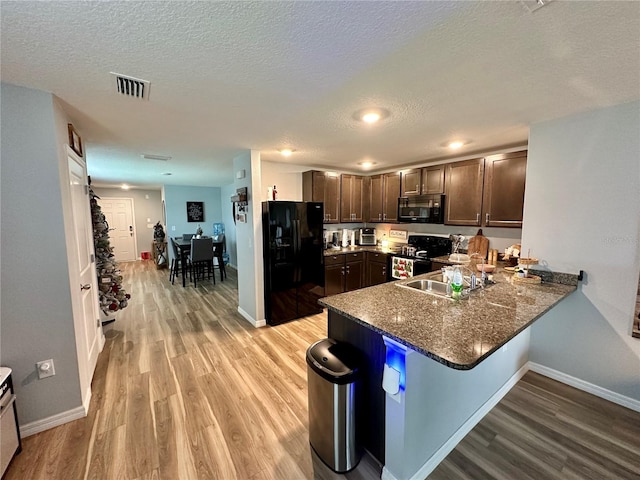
(366, 252, 389, 286)
(324, 252, 365, 295)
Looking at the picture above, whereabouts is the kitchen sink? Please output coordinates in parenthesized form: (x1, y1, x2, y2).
(397, 271, 490, 299)
(403, 279, 451, 297)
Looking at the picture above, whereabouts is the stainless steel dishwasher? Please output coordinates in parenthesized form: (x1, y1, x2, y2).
(1, 367, 21, 477)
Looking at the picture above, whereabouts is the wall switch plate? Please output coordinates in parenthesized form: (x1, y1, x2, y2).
(36, 359, 55, 379)
(171, 226, 176, 231)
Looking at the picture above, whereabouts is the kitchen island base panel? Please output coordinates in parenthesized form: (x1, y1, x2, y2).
(328, 310, 386, 465)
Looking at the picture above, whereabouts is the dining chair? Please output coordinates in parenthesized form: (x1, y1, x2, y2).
(189, 237, 214, 286)
(182, 233, 195, 240)
(212, 234, 227, 282)
(169, 237, 188, 285)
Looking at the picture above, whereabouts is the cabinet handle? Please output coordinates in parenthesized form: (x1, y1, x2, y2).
(383, 213, 387, 220)
(416, 184, 419, 192)
(486, 213, 490, 223)
(341, 267, 345, 276)
(476, 213, 480, 224)
(346, 266, 350, 274)
(378, 214, 382, 221)
(422, 184, 425, 193)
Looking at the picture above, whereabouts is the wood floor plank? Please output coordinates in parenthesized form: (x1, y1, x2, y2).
(6, 261, 637, 480)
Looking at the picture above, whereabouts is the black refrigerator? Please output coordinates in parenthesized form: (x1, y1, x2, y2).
(262, 201, 324, 325)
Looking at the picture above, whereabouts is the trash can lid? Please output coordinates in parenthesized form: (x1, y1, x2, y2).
(306, 338, 360, 384)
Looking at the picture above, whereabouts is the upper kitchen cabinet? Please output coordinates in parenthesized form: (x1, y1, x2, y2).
(303, 170, 340, 223)
(401, 165, 445, 196)
(368, 172, 401, 222)
(340, 174, 365, 222)
(482, 151, 527, 228)
(401, 169, 421, 196)
(421, 165, 445, 194)
(444, 158, 485, 226)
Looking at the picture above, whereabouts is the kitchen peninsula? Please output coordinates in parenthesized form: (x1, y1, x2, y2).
(319, 269, 577, 480)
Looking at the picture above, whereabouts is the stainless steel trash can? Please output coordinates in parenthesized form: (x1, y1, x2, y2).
(306, 338, 361, 473)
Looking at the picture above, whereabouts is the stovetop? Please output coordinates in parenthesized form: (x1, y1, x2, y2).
(395, 235, 452, 260)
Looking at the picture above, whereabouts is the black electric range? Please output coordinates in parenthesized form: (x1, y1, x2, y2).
(390, 235, 452, 279)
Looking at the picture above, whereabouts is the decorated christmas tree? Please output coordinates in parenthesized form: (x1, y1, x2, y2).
(89, 185, 130, 317)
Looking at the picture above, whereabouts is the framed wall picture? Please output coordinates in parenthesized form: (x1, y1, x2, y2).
(187, 201, 204, 222)
(68, 123, 83, 157)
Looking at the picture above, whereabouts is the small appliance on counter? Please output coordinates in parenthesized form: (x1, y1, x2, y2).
(359, 228, 377, 246)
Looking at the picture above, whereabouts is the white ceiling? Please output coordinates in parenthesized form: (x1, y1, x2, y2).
(2, 1, 639, 189)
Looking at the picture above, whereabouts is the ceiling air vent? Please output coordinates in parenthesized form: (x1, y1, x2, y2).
(110, 72, 150, 100)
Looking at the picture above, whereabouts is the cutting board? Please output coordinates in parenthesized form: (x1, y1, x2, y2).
(467, 229, 489, 260)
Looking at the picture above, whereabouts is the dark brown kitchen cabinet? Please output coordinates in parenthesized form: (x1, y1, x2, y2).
(444, 158, 485, 226)
(422, 165, 445, 194)
(401, 165, 445, 196)
(323, 252, 365, 296)
(366, 252, 389, 286)
(401, 169, 421, 196)
(482, 151, 527, 228)
(340, 174, 365, 222)
(303, 170, 340, 223)
(367, 172, 400, 222)
(431, 261, 448, 272)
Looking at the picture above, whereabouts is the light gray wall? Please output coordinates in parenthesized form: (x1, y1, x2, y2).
(221, 183, 238, 267)
(0, 83, 83, 425)
(91, 187, 163, 258)
(385, 330, 530, 480)
(524, 100, 640, 400)
(260, 160, 304, 201)
(233, 151, 265, 325)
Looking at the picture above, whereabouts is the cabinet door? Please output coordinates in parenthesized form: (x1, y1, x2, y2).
(383, 172, 401, 222)
(324, 173, 340, 223)
(345, 259, 364, 292)
(366, 256, 388, 286)
(340, 174, 353, 223)
(401, 169, 421, 196)
(482, 151, 527, 228)
(368, 175, 384, 222)
(324, 263, 345, 296)
(421, 165, 445, 194)
(444, 158, 484, 226)
(339, 175, 365, 222)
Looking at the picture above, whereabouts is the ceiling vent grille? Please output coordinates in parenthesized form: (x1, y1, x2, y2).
(110, 72, 150, 100)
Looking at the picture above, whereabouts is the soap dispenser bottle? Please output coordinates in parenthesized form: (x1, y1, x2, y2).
(451, 265, 464, 299)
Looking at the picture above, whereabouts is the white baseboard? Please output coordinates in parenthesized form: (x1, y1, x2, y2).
(237, 306, 266, 328)
(528, 362, 640, 412)
(20, 404, 88, 437)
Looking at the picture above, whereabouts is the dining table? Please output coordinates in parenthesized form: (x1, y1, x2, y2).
(173, 236, 224, 287)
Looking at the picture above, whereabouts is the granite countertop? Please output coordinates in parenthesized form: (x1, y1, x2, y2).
(323, 245, 400, 256)
(319, 269, 577, 370)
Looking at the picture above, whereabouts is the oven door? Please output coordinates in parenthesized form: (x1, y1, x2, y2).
(390, 256, 432, 279)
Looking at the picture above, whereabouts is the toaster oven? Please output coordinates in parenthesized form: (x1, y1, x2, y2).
(359, 228, 377, 246)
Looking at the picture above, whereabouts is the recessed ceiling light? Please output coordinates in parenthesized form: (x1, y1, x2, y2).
(279, 149, 295, 157)
(121, 184, 130, 190)
(358, 161, 377, 169)
(353, 108, 390, 124)
(448, 141, 465, 150)
(362, 113, 381, 124)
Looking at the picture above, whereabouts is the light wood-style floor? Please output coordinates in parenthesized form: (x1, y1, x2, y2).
(5, 261, 639, 480)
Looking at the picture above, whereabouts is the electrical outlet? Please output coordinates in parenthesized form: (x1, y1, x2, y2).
(36, 359, 56, 379)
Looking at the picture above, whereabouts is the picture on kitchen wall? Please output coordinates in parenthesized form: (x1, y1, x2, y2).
(187, 201, 204, 222)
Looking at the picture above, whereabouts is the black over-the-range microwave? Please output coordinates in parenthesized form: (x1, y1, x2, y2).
(397, 194, 445, 223)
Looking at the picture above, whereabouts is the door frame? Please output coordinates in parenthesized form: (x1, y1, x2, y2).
(63, 146, 104, 412)
(98, 196, 138, 261)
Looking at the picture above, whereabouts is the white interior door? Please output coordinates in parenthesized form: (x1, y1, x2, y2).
(67, 149, 103, 403)
(99, 197, 137, 262)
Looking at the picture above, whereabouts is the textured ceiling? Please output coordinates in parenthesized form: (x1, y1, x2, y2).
(1, 1, 639, 188)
